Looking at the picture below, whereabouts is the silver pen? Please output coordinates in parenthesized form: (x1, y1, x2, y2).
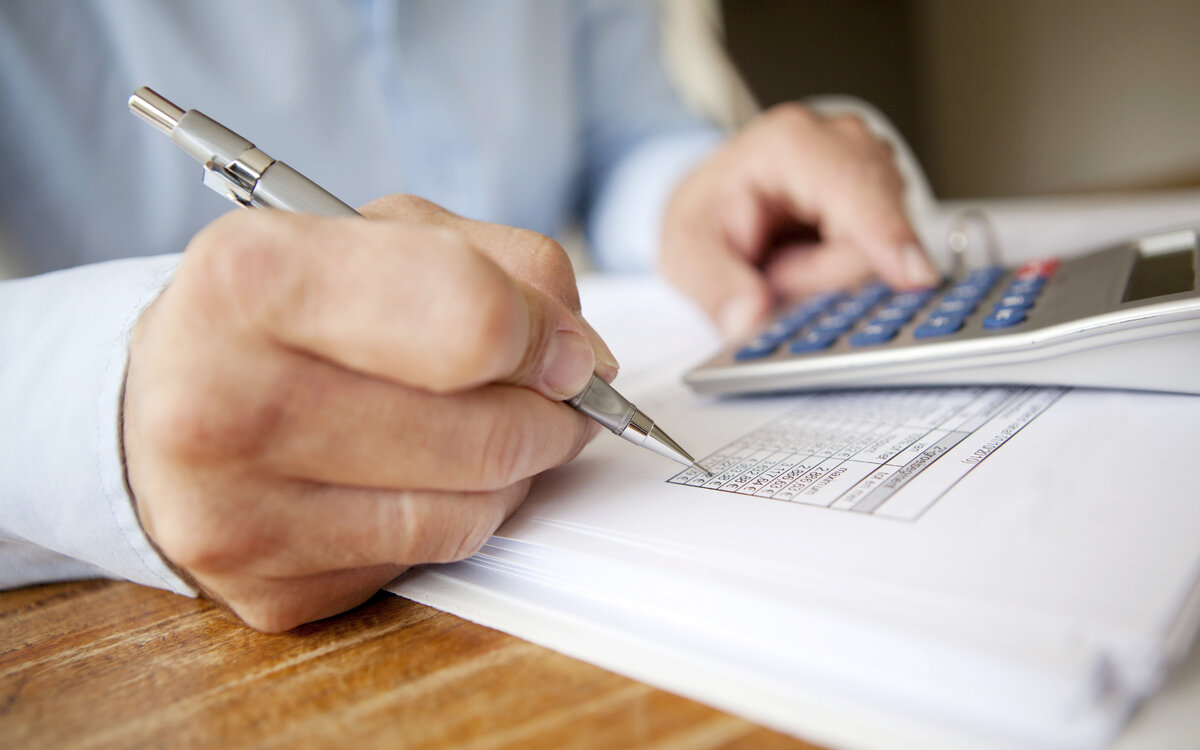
(128, 86, 711, 475)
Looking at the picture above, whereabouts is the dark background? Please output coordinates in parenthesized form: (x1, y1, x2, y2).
(720, 0, 1200, 199)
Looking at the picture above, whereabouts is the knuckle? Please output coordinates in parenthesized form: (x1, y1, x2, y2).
(850, 151, 902, 192)
(485, 226, 578, 308)
(186, 214, 298, 334)
(522, 231, 571, 272)
(765, 101, 818, 133)
(372, 193, 446, 222)
(150, 498, 258, 575)
(381, 492, 501, 564)
(442, 499, 509, 562)
(829, 113, 873, 140)
(132, 361, 288, 465)
(473, 416, 531, 489)
(378, 496, 423, 563)
(524, 233, 579, 305)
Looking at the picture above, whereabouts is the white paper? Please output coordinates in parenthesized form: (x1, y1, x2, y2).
(391, 272, 1200, 750)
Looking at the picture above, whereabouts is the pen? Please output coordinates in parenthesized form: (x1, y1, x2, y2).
(128, 86, 712, 476)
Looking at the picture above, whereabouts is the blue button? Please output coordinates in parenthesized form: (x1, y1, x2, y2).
(913, 315, 964, 338)
(802, 291, 845, 312)
(735, 337, 779, 360)
(994, 293, 1035, 310)
(888, 289, 936, 312)
(945, 282, 989, 301)
(933, 298, 977, 316)
(983, 307, 1026, 329)
(964, 266, 1005, 287)
(1006, 278, 1045, 296)
(778, 293, 841, 330)
(853, 282, 892, 306)
(872, 305, 916, 324)
(790, 329, 839, 353)
(834, 298, 873, 318)
(813, 313, 857, 336)
(849, 322, 900, 347)
(777, 308, 818, 333)
(761, 314, 805, 340)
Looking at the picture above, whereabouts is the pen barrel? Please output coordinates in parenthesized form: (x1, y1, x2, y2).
(568, 375, 636, 435)
(168, 108, 357, 217)
(253, 161, 359, 216)
(171, 110, 254, 168)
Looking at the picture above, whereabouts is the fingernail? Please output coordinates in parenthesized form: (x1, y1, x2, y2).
(718, 293, 762, 340)
(903, 243, 939, 287)
(579, 318, 620, 381)
(541, 329, 596, 398)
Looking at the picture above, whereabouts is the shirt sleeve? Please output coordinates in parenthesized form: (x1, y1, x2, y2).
(0, 253, 195, 595)
(576, 0, 726, 273)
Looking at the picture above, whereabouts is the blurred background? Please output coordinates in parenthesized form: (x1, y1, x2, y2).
(669, 0, 1200, 200)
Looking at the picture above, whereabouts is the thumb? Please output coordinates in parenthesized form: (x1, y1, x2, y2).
(505, 284, 608, 400)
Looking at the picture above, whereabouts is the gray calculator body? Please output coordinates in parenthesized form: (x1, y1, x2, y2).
(685, 227, 1200, 396)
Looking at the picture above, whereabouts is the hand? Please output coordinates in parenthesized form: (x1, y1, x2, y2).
(660, 103, 939, 339)
(123, 196, 616, 632)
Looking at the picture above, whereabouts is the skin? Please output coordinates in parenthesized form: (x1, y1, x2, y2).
(661, 103, 938, 340)
(123, 105, 933, 632)
(124, 196, 615, 632)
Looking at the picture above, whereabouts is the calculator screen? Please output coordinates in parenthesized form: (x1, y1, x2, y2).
(1123, 247, 1196, 302)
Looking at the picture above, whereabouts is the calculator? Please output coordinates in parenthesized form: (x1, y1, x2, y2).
(685, 226, 1200, 396)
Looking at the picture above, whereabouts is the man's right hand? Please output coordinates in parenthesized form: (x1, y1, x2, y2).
(122, 196, 616, 632)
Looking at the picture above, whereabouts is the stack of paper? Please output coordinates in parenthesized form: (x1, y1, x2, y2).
(390, 268, 1200, 750)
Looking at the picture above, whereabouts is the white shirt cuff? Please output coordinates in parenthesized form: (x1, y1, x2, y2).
(0, 254, 195, 595)
(588, 128, 724, 272)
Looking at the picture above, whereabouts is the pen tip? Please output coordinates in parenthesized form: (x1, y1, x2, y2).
(632, 413, 710, 476)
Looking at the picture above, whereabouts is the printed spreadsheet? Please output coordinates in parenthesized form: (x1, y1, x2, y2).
(669, 386, 1065, 521)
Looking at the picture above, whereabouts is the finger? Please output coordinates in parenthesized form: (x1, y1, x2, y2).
(359, 194, 583, 311)
(659, 188, 774, 340)
(749, 105, 937, 290)
(181, 210, 598, 399)
(359, 195, 619, 379)
(205, 563, 405, 633)
(244, 349, 592, 490)
(762, 240, 876, 301)
(169, 479, 531, 580)
(817, 183, 938, 291)
(664, 235, 772, 340)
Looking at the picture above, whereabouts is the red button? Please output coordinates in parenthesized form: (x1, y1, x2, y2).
(1016, 257, 1059, 279)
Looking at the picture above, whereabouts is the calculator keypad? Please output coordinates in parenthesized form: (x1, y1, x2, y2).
(734, 260, 1058, 361)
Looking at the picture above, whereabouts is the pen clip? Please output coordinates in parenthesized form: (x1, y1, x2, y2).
(202, 161, 253, 207)
(200, 148, 275, 208)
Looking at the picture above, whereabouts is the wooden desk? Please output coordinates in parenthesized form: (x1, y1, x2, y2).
(1, 580, 820, 749)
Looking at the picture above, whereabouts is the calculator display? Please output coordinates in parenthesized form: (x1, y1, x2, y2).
(1122, 247, 1196, 302)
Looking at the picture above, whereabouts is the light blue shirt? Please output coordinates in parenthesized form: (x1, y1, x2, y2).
(0, 0, 721, 592)
(0, 0, 719, 274)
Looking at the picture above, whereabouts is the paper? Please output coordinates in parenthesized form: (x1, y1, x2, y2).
(390, 274, 1200, 750)
(669, 385, 1064, 519)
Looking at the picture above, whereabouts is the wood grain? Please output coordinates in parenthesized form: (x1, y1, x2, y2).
(0, 580, 823, 750)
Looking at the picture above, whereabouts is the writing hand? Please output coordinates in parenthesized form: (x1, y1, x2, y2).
(123, 196, 614, 631)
